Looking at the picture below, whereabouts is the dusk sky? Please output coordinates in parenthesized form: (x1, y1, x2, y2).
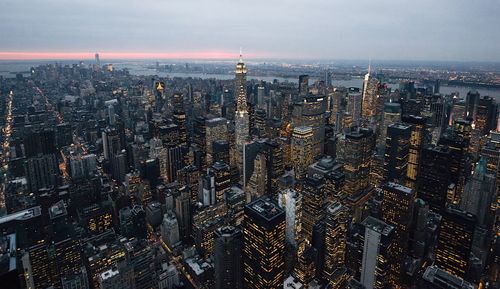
(1, 0, 499, 61)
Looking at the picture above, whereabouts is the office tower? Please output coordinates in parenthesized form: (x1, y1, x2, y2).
(178, 165, 200, 205)
(206, 117, 228, 165)
(301, 175, 327, 242)
(329, 88, 347, 130)
(211, 161, 231, 202)
(359, 217, 395, 289)
(381, 182, 415, 286)
(420, 265, 475, 289)
(261, 139, 284, 196)
(111, 151, 128, 183)
(439, 129, 470, 202)
(124, 239, 154, 289)
(361, 64, 379, 126)
(79, 204, 114, 235)
(175, 186, 191, 239)
(409, 199, 430, 259)
(383, 123, 411, 183)
(417, 145, 453, 212)
(212, 140, 230, 165)
(160, 211, 179, 249)
(480, 131, 500, 198)
(341, 127, 374, 198)
(299, 75, 309, 97)
(246, 153, 267, 202)
(201, 161, 231, 205)
(292, 95, 327, 155)
(278, 188, 302, 247)
(119, 205, 147, 239)
(449, 98, 465, 122)
(291, 126, 314, 180)
(435, 206, 475, 280)
(214, 226, 243, 289)
(243, 198, 285, 289)
(235, 53, 249, 176)
(460, 157, 496, 227)
(323, 203, 348, 285)
(465, 91, 480, 119)
(377, 102, 401, 152)
(102, 128, 121, 160)
(24, 153, 59, 192)
(293, 241, 317, 286)
(402, 114, 426, 189)
(476, 96, 496, 134)
(173, 107, 188, 148)
(56, 123, 73, 148)
(347, 89, 362, 126)
(69, 154, 97, 179)
(95, 53, 100, 65)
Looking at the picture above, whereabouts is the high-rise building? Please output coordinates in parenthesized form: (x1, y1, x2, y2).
(175, 186, 191, 240)
(206, 117, 228, 165)
(160, 211, 180, 249)
(214, 226, 243, 289)
(417, 145, 453, 212)
(278, 188, 302, 247)
(435, 206, 475, 280)
(298, 75, 309, 97)
(292, 95, 327, 155)
(102, 128, 121, 160)
(235, 53, 250, 177)
(358, 217, 395, 289)
(243, 197, 285, 289)
(323, 203, 348, 285)
(361, 64, 379, 126)
(460, 157, 496, 227)
(381, 182, 415, 286)
(377, 102, 401, 153)
(341, 127, 374, 198)
(291, 126, 314, 180)
(301, 175, 327, 242)
(246, 153, 267, 202)
(402, 115, 426, 189)
(420, 265, 475, 289)
(384, 123, 411, 183)
(480, 131, 500, 202)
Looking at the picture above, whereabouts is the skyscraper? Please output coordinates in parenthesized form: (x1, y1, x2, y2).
(341, 127, 374, 198)
(402, 114, 426, 189)
(243, 197, 285, 289)
(435, 206, 475, 280)
(359, 217, 395, 289)
(383, 123, 411, 183)
(214, 226, 243, 289)
(301, 175, 327, 242)
(234, 53, 249, 177)
(417, 145, 453, 212)
(291, 126, 314, 180)
(323, 203, 348, 285)
(381, 182, 415, 286)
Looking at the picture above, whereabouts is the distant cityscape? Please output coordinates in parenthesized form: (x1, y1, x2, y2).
(0, 52, 500, 289)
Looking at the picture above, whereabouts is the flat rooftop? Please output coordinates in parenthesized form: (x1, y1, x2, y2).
(362, 216, 394, 237)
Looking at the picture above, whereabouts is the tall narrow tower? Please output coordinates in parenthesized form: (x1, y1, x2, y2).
(234, 52, 249, 179)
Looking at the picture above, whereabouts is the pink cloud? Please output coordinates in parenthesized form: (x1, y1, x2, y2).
(0, 51, 267, 60)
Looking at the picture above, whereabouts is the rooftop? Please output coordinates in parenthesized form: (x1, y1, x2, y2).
(362, 216, 394, 237)
(246, 197, 284, 222)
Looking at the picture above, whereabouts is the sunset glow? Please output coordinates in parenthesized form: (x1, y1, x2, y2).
(0, 51, 264, 60)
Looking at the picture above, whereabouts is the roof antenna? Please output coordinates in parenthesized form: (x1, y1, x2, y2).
(239, 47, 243, 62)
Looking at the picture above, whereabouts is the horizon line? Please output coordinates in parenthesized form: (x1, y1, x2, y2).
(0, 51, 499, 64)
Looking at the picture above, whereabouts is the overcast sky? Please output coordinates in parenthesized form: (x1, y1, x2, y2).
(1, 0, 499, 61)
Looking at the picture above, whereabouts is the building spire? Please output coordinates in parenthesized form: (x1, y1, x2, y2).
(368, 58, 371, 75)
(239, 47, 243, 63)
